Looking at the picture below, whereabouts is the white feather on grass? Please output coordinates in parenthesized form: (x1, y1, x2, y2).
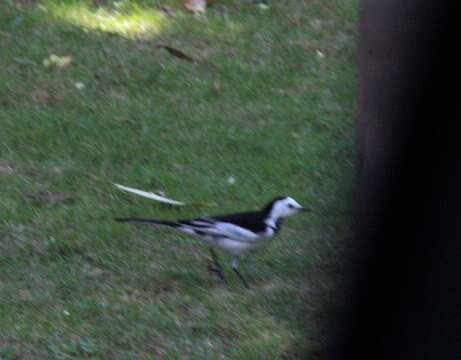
(113, 183, 185, 206)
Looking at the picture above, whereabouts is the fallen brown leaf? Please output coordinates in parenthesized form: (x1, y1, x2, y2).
(110, 90, 128, 101)
(212, 79, 221, 95)
(159, 5, 176, 18)
(184, 0, 206, 14)
(0, 162, 13, 174)
(156, 44, 194, 62)
(31, 89, 63, 106)
(32, 89, 52, 105)
(23, 191, 77, 204)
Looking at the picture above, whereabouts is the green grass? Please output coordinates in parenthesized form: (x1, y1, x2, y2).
(0, 0, 357, 358)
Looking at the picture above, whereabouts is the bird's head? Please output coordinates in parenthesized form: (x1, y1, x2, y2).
(263, 196, 313, 219)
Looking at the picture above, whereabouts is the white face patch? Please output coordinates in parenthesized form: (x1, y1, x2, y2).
(270, 197, 303, 219)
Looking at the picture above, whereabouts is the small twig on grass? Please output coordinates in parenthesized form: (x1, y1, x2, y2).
(156, 44, 195, 62)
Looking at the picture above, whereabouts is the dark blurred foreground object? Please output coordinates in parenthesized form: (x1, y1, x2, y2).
(331, 1, 460, 359)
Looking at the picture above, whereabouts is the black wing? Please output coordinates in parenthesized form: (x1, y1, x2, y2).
(176, 211, 267, 234)
(208, 211, 268, 234)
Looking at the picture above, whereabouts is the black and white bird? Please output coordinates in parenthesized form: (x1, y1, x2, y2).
(115, 196, 313, 289)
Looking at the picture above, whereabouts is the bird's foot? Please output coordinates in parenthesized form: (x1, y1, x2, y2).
(207, 265, 227, 282)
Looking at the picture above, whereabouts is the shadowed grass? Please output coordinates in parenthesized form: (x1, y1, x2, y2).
(1, 0, 357, 358)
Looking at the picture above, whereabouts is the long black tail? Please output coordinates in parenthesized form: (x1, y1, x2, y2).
(114, 218, 179, 227)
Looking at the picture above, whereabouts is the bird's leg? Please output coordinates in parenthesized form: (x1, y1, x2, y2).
(231, 256, 250, 289)
(208, 248, 226, 282)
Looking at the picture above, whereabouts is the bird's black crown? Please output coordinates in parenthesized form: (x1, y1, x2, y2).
(261, 196, 289, 214)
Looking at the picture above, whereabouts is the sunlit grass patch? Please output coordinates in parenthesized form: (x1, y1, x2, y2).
(44, 1, 166, 38)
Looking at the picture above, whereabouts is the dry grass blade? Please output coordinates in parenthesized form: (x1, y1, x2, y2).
(113, 183, 216, 207)
(113, 183, 186, 206)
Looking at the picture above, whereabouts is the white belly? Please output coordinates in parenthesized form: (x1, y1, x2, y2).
(215, 238, 254, 255)
(186, 228, 275, 256)
(215, 236, 272, 256)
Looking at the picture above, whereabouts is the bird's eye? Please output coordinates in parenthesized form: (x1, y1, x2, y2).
(288, 204, 295, 209)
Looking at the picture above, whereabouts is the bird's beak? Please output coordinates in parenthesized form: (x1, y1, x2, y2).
(300, 207, 316, 213)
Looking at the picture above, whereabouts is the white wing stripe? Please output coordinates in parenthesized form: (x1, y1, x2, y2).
(180, 222, 260, 243)
(215, 222, 260, 241)
(189, 220, 216, 226)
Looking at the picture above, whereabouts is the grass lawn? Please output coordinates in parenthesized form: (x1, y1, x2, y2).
(0, 0, 357, 358)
